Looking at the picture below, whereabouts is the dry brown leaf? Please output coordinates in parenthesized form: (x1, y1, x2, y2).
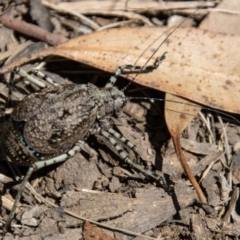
(1, 27, 240, 115)
(165, 93, 207, 203)
(83, 222, 117, 240)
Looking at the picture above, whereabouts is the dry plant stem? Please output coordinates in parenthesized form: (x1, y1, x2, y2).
(97, 20, 135, 31)
(56, 1, 216, 13)
(208, 8, 240, 15)
(218, 116, 231, 165)
(42, 0, 100, 30)
(198, 112, 215, 144)
(222, 186, 239, 222)
(218, 116, 233, 192)
(74, 10, 153, 26)
(171, 9, 208, 16)
(0, 15, 68, 46)
(172, 135, 207, 203)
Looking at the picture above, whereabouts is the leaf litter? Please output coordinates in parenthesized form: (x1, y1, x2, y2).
(0, 0, 240, 239)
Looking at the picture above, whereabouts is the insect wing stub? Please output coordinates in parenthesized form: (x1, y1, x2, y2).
(1, 119, 39, 166)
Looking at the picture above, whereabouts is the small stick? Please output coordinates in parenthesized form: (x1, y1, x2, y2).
(222, 186, 239, 222)
(0, 14, 68, 46)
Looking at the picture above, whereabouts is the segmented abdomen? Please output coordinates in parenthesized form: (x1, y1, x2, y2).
(1, 118, 44, 166)
(12, 84, 99, 154)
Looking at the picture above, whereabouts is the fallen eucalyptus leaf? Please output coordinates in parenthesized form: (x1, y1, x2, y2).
(1, 27, 240, 114)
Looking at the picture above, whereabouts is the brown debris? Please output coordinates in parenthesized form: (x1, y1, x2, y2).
(0, 14, 67, 46)
(83, 222, 117, 240)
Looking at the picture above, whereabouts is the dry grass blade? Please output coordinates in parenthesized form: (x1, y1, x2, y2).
(54, 1, 216, 13)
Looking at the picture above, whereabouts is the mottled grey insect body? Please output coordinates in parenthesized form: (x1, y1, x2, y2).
(2, 82, 127, 166)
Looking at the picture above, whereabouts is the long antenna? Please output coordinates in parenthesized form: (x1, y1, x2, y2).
(122, 9, 199, 92)
(129, 96, 240, 125)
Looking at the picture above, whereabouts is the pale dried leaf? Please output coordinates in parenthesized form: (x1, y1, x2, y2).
(164, 93, 207, 203)
(165, 94, 200, 135)
(2, 27, 240, 114)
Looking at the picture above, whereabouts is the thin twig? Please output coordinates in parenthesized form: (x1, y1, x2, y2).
(97, 20, 134, 31)
(0, 15, 68, 46)
(42, 0, 100, 30)
(75, 10, 154, 26)
(208, 8, 240, 15)
(198, 112, 215, 144)
(222, 186, 239, 222)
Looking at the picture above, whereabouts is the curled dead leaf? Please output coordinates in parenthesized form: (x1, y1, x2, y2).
(165, 93, 207, 203)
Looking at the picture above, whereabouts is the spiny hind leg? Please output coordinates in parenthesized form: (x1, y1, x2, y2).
(107, 127, 138, 155)
(100, 129, 169, 192)
(4, 144, 80, 231)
